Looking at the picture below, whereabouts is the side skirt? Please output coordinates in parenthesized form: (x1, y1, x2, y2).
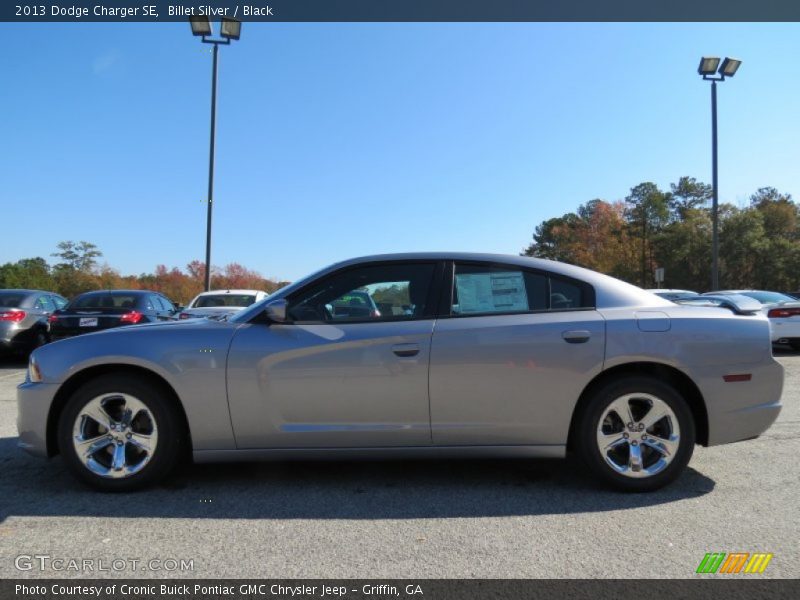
(193, 445, 566, 463)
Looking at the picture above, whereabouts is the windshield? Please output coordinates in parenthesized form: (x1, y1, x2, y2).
(654, 291, 699, 301)
(69, 294, 139, 309)
(193, 294, 256, 308)
(738, 291, 797, 304)
(0, 292, 27, 308)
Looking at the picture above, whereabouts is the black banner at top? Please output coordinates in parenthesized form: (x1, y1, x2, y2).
(4, 0, 800, 23)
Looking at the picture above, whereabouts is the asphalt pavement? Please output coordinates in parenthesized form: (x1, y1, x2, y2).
(0, 351, 797, 579)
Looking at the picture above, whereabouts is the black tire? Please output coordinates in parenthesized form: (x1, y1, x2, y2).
(576, 376, 695, 492)
(57, 374, 185, 492)
(31, 329, 48, 352)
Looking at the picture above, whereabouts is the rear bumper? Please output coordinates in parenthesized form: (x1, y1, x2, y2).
(698, 359, 783, 446)
(16, 380, 59, 458)
(769, 318, 800, 342)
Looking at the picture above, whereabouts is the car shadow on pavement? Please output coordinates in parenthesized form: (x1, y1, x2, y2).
(0, 437, 715, 521)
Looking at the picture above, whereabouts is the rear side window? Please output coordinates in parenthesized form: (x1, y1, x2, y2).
(35, 295, 56, 312)
(550, 277, 587, 310)
(451, 263, 593, 315)
(452, 264, 547, 315)
(159, 295, 176, 311)
(51, 295, 68, 309)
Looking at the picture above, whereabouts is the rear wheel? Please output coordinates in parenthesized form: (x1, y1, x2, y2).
(576, 376, 695, 492)
(57, 374, 185, 491)
(32, 330, 48, 351)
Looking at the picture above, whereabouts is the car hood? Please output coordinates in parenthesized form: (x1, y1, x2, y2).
(182, 306, 244, 316)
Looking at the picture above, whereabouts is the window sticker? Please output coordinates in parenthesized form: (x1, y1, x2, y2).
(454, 271, 529, 314)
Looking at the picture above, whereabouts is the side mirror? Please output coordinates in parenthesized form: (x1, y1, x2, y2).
(264, 299, 289, 323)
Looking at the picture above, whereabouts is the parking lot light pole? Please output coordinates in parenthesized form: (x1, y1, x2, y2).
(697, 56, 741, 291)
(190, 16, 242, 291)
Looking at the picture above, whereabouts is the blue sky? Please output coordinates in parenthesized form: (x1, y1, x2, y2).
(3, 22, 800, 281)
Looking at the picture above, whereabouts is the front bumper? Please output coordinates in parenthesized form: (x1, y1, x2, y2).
(17, 380, 60, 457)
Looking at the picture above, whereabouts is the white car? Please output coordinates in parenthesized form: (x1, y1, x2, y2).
(702, 290, 800, 349)
(179, 289, 269, 321)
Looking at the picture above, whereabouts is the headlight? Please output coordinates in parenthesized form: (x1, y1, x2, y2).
(28, 355, 43, 383)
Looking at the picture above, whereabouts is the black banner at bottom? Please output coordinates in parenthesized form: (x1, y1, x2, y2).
(3, 580, 799, 600)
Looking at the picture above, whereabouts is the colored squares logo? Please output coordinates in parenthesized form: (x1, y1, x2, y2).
(697, 552, 773, 574)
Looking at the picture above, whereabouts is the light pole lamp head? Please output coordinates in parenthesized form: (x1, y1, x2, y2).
(698, 56, 721, 76)
(719, 57, 742, 78)
(190, 15, 212, 37)
(221, 18, 241, 41)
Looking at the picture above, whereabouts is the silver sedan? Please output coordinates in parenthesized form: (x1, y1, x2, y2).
(17, 253, 783, 492)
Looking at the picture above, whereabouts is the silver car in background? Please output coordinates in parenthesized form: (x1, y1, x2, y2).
(0, 289, 67, 355)
(178, 289, 269, 321)
(17, 253, 783, 492)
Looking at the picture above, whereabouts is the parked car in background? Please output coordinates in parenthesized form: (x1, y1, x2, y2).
(646, 289, 700, 302)
(49, 290, 179, 341)
(702, 290, 800, 350)
(178, 289, 268, 320)
(0, 289, 67, 355)
(19, 253, 783, 492)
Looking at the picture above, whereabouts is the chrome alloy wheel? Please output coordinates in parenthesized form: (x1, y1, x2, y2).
(72, 393, 158, 479)
(595, 393, 680, 479)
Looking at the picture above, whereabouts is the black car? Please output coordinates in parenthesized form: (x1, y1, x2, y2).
(49, 290, 180, 340)
(0, 289, 68, 355)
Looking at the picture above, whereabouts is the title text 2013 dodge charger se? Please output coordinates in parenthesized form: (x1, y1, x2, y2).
(17, 253, 783, 492)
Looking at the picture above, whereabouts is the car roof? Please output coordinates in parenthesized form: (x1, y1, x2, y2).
(646, 289, 698, 294)
(76, 289, 150, 296)
(197, 289, 264, 295)
(0, 289, 59, 295)
(260, 252, 672, 311)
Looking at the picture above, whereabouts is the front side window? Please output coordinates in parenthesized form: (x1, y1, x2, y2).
(288, 263, 436, 323)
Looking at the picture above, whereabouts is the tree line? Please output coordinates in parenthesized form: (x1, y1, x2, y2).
(522, 177, 799, 292)
(0, 241, 288, 304)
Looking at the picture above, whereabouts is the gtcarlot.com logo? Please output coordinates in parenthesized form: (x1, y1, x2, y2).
(14, 554, 194, 573)
(696, 552, 773, 574)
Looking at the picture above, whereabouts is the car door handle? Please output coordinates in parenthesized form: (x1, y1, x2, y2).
(562, 330, 591, 344)
(392, 343, 420, 357)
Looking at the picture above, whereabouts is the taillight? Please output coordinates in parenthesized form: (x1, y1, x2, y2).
(0, 310, 26, 322)
(179, 313, 190, 319)
(370, 309, 381, 318)
(120, 310, 143, 324)
(48, 313, 59, 323)
(768, 307, 800, 318)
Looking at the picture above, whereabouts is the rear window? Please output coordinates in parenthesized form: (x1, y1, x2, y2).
(739, 291, 796, 304)
(193, 294, 256, 308)
(0, 293, 26, 308)
(69, 294, 140, 309)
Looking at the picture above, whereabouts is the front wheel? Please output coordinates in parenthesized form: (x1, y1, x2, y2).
(57, 374, 185, 491)
(576, 376, 695, 492)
